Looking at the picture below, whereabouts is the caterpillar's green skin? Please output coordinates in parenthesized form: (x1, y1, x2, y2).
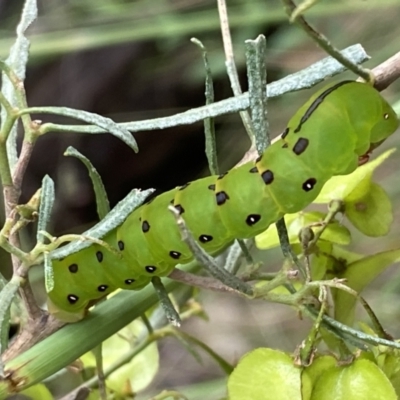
(48, 81, 399, 320)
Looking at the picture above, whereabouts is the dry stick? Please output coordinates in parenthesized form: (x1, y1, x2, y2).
(191, 38, 219, 176)
(217, 0, 255, 140)
(10, 140, 45, 320)
(364, 51, 400, 90)
(169, 268, 241, 294)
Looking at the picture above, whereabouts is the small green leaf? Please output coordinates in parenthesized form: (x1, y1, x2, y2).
(315, 149, 395, 204)
(256, 212, 350, 250)
(228, 348, 303, 400)
(310, 246, 333, 281)
(43, 252, 54, 292)
(345, 182, 393, 237)
(310, 359, 397, 400)
(334, 248, 400, 325)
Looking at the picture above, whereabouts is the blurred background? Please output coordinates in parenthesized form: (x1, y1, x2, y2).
(1, 0, 400, 398)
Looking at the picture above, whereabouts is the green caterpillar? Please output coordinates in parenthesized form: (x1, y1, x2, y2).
(48, 80, 399, 320)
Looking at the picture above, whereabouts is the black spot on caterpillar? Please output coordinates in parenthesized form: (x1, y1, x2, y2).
(302, 178, 317, 192)
(261, 170, 274, 185)
(142, 221, 150, 233)
(216, 191, 230, 206)
(293, 138, 309, 155)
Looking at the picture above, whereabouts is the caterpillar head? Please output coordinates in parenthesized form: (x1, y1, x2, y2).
(369, 97, 399, 147)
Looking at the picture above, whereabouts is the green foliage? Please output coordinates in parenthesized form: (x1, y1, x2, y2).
(229, 349, 399, 400)
(310, 358, 397, 400)
(81, 319, 159, 395)
(228, 348, 307, 400)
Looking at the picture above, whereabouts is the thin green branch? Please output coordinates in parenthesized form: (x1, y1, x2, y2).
(151, 276, 181, 327)
(0, 219, 29, 262)
(281, 0, 371, 81)
(275, 218, 306, 279)
(297, 285, 327, 366)
(290, 0, 320, 21)
(64, 147, 110, 220)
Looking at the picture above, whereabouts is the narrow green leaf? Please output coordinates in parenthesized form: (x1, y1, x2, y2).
(0, 274, 11, 370)
(37, 175, 55, 243)
(64, 146, 110, 220)
(0, 277, 21, 366)
(191, 38, 219, 176)
(2, 0, 38, 171)
(245, 34, 270, 153)
(179, 332, 233, 375)
(43, 252, 54, 292)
